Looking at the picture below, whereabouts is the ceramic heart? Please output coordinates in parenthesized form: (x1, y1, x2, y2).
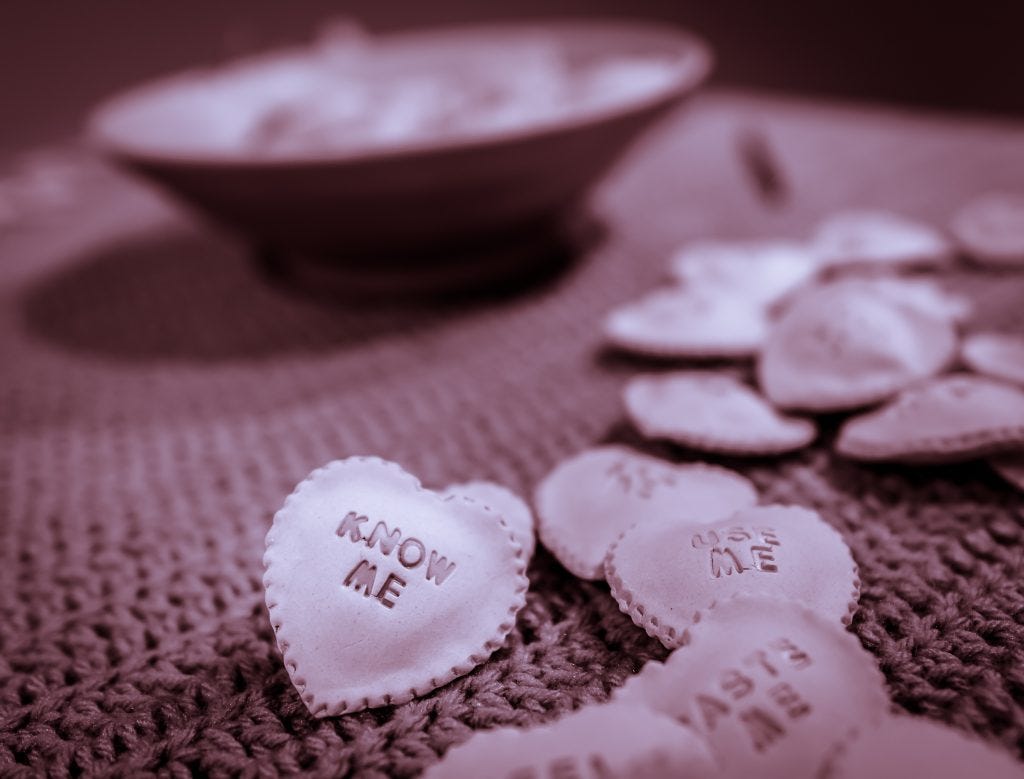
(605, 505, 859, 648)
(264, 457, 528, 716)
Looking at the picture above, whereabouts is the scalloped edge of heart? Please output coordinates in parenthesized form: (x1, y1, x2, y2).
(604, 505, 861, 650)
(264, 456, 529, 717)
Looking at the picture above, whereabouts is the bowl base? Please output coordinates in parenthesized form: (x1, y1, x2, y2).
(258, 210, 604, 301)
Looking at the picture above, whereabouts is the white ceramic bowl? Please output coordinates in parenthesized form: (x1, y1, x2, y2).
(87, 20, 712, 263)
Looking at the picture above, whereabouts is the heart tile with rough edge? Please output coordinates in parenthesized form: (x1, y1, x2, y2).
(812, 209, 953, 271)
(263, 457, 528, 717)
(961, 332, 1024, 388)
(818, 276, 973, 325)
(667, 239, 818, 307)
(612, 595, 889, 777)
(818, 714, 1024, 779)
(605, 505, 859, 649)
(835, 374, 1024, 463)
(758, 280, 957, 412)
(624, 371, 816, 456)
(441, 480, 535, 560)
(420, 701, 718, 779)
(951, 192, 1024, 267)
(534, 445, 757, 580)
(604, 286, 768, 359)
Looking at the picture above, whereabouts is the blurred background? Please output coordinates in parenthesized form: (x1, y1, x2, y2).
(2, 0, 1023, 156)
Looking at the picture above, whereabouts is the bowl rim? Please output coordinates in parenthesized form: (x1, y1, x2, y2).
(85, 17, 714, 170)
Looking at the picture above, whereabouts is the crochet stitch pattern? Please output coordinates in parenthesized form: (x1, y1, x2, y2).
(2, 94, 1024, 776)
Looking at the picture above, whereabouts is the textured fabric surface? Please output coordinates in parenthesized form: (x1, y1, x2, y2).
(2, 91, 1024, 777)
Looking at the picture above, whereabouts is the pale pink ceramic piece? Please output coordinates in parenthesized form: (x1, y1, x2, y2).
(961, 332, 1024, 388)
(613, 596, 889, 776)
(813, 209, 953, 271)
(624, 371, 816, 455)
(836, 374, 1024, 462)
(604, 286, 769, 359)
(87, 21, 712, 260)
(951, 192, 1024, 267)
(263, 457, 528, 716)
(832, 276, 972, 325)
(758, 281, 957, 411)
(818, 715, 1024, 779)
(420, 702, 718, 779)
(606, 505, 859, 648)
(534, 445, 757, 580)
(441, 480, 536, 560)
(667, 239, 819, 307)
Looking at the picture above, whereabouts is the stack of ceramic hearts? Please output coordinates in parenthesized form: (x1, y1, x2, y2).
(420, 442, 1022, 777)
(604, 199, 1024, 485)
(262, 194, 1024, 777)
(422, 199, 1024, 776)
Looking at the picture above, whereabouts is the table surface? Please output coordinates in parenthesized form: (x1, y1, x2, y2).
(2, 89, 1024, 776)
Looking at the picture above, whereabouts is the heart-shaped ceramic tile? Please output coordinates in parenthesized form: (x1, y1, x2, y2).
(835, 374, 1024, 462)
(812, 209, 953, 271)
(961, 332, 1024, 387)
(605, 505, 859, 648)
(421, 702, 718, 779)
(819, 714, 1024, 779)
(264, 457, 528, 716)
(667, 239, 819, 307)
(613, 596, 889, 777)
(951, 192, 1024, 267)
(441, 480, 535, 560)
(624, 371, 817, 455)
(830, 276, 972, 325)
(758, 280, 957, 411)
(534, 445, 757, 580)
(604, 286, 769, 359)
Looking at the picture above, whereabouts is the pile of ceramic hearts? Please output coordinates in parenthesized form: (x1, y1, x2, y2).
(605, 200, 1024, 483)
(421, 198, 1024, 776)
(419, 442, 1021, 776)
(262, 195, 1024, 776)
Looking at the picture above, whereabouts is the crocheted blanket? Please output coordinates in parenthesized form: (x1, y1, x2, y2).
(2, 91, 1023, 776)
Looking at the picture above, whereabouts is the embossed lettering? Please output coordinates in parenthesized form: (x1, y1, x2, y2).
(768, 682, 812, 719)
(720, 669, 754, 700)
(337, 511, 368, 542)
(375, 572, 406, 609)
(606, 460, 675, 499)
(426, 551, 457, 586)
(398, 537, 426, 569)
(695, 693, 730, 730)
(365, 521, 402, 556)
(337, 515, 456, 586)
(723, 526, 752, 542)
(692, 530, 720, 548)
(343, 558, 377, 597)
(549, 756, 581, 779)
(750, 545, 778, 573)
(756, 527, 781, 547)
(769, 637, 812, 669)
(710, 547, 747, 577)
(743, 649, 779, 677)
(587, 754, 615, 779)
(700, 525, 782, 577)
(739, 707, 786, 752)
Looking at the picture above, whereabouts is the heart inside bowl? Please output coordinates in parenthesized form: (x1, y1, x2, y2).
(87, 20, 713, 266)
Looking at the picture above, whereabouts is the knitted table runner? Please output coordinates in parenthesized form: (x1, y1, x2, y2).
(2, 91, 1023, 776)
